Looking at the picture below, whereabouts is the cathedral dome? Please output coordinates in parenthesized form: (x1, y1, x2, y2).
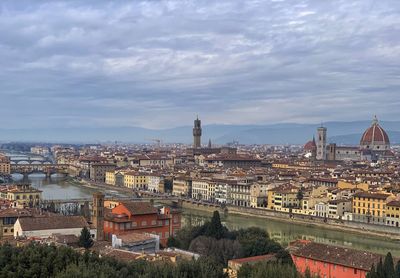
(360, 116, 390, 151)
(304, 138, 316, 151)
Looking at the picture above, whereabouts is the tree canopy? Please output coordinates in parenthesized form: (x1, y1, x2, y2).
(0, 243, 226, 278)
(367, 252, 399, 278)
(167, 211, 292, 266)
(78, 227, 93, 249)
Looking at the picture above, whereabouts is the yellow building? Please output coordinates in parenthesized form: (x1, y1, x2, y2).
(338, 180, 369, 191)
(0, 184, 42, 208)
(386, 200, 400, 227)
(105, 171, 116, 185)
(124, 172, 149, 189)
(352, 191, 393, 225)
(267, 190, 275, 209)
(273, 187, 299, 212)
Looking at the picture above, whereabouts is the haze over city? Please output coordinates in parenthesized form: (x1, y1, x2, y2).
(1, 0, 400, 131)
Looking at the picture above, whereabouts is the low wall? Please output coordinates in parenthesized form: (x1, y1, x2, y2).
(227, 206, 400, 239)
(180, 200, 224, 213)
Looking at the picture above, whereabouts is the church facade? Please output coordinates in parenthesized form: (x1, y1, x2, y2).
(305, 116, 393, 162)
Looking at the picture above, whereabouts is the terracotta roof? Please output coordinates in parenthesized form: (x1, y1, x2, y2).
(205, 155, 260, 162)
(0, 184, 42, 194)
(51, 234, 79, 244)
(0, 208, 32, 218)
(304, 139, 317, 151)
(308, 177, 338, 183)
(291, 241, 383, 271)
(79, 156, 107, 162)
(360, 117, 390, 145)
(119, 202, 158, 215)
(387, 200, 400, 207)
(353, 192, 390, 200)
(118, 232, 155, 243)
(229, 254, 276, 265)
(17, 215, 88, 231)
(104, 249, 143, 262)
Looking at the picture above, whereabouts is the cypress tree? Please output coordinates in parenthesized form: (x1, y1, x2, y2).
(78, 227, 94, 249)
(205, 211, 224, 239)
(395, 260, 400, 278)
(367, 264, 376, 278)
(377, 258, 384, 278)
(384, 252, 395, 278)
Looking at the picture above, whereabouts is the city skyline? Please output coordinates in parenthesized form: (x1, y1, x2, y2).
(1, 0, 400, 129)
(1, 2, 400, 277)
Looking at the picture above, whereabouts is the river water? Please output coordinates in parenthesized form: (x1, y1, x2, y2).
(12, 174, 98, 200)
(9, 174, 400, 256)
(182, 209, 400, 257)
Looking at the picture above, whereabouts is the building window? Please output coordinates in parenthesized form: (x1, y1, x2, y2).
(141, 221, 147, 226)
(151, 220, 157, 225)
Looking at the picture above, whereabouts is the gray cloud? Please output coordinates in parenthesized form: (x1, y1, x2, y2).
(0, 0, 399, 129)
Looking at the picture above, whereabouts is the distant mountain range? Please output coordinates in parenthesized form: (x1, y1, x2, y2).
(1, 120, 400, 145)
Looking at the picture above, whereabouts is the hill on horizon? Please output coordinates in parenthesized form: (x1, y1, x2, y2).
(1, 120, 400, 145)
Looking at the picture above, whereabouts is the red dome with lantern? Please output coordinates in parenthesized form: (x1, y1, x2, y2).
(360, 116, 390, 151)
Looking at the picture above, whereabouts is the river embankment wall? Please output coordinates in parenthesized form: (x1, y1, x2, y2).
(180, 202, 400, 240)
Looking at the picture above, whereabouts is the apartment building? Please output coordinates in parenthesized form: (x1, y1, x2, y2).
(191, 179, 216, 201)
(89, 163, 116, 183)
(386, 200, 400, 227)
(124, 172, 149, 189)
(352, 192, 393, 224)
(172, 177, 192, 197)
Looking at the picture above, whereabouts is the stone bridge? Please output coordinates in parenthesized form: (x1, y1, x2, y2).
(10, 159, 53, 165)
(11, 164, 69, 177)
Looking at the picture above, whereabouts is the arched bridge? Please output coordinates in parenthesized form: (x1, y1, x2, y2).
(10, 159, 53, 165)
(11, 164, 69, 177)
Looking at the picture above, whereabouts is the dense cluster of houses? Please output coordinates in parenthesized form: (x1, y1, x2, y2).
(45, 138, 400, 231)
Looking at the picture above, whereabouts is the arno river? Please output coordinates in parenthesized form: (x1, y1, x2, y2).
(12, 174, 400, 257)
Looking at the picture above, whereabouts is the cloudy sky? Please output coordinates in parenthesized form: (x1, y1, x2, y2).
(1, 0, 399, 129)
